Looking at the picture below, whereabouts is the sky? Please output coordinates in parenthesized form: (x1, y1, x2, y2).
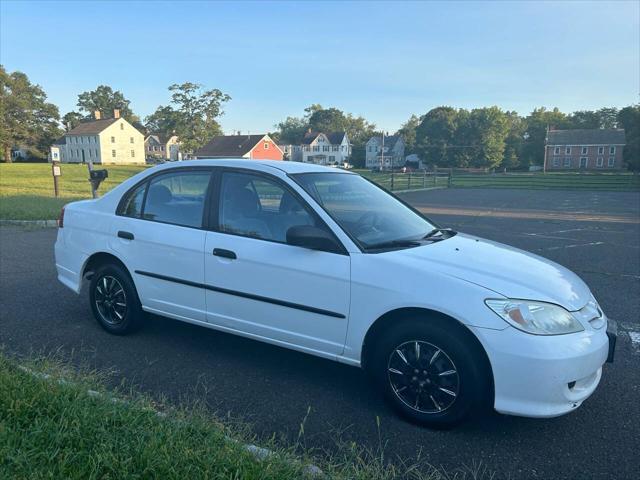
(1, 0, 638, 134)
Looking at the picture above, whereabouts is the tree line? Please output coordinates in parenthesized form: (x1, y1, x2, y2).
(1, 65, 638, 170)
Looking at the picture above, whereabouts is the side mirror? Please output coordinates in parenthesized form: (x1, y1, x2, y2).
(286, 225, 342, 253)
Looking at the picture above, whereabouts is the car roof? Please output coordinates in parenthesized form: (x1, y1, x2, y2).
(151, 159, 354, 175)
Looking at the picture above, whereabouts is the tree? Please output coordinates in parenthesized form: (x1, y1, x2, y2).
(396, 115, 421, 155)
(0, 65, 61, 162)
(146, 82, 231, 153)
(569, 110, 601, 129)
(502, 111, 526, 169)
(62, 111, 83, 131)
(76, 85, 138, 123)
(466, 107, 509, 168)
(520, 107, 570, 167)
(414, 106, 460, 167)
(617, 105, 640, 171)
(273, 116, 309, 144)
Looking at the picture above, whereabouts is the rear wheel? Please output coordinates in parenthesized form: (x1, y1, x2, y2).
(89, 263, 144, 335)
(370, 320, 489, 428)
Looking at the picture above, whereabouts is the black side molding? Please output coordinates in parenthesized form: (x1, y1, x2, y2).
(134, 270, 345, 319)
(118, 231, 134, 240)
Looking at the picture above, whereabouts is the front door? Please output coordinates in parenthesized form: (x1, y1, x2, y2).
(110, 168, 212, 322)
(204, 170, 350, 356)
(580, 157, 588, 168)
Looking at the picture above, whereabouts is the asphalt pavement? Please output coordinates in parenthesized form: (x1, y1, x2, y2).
(1, 188, 639, 480)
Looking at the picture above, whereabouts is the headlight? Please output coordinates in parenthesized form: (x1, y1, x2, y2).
(485, 299, 584, 335)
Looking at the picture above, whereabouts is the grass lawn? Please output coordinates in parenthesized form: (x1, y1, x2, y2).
(0, 352, 471, 480)
(0, 163, 147, 220)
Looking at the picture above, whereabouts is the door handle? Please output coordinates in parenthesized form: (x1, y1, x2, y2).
(212, 248, 237, 260)
(118, 231, 134, 240)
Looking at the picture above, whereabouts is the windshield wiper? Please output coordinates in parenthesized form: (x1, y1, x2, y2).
(363, 238, 423, 251)
(423, 228, 456, 239)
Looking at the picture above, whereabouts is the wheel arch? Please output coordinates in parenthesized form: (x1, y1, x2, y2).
(82, 251, 131, 281)
(360, 307, 494, 400)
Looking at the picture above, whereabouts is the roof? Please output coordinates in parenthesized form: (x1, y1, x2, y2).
(369, 134, 402, 149)
(193, 134, 268, 157)
(326, 131, 347, 144)
(141, 158, 356, 175)
(146, 133, 177, 144)
(301, 131, 322, 145)
(547, 129, 626, 146)
(65, 117, 119, 135)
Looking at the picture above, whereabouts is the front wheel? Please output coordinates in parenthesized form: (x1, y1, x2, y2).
(89, 263, 144, 335)
(370, 320, 489, 428)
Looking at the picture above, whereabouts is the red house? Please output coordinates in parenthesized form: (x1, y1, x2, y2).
(193, 134, 283, 160)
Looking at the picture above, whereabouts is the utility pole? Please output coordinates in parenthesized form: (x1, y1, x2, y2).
(379, 132, 384, 172)
(542, 125, 549, 174)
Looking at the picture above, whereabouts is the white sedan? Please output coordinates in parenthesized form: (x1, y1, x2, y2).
(54, 159, 616, 427)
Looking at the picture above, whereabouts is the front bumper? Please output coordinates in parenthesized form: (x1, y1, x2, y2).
(471, 323, 610, 418)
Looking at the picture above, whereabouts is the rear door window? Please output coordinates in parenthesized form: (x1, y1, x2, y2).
(143, 171, 211, 228)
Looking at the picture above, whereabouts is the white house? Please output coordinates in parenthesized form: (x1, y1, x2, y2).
(301, 131, 351, 166)
(365, 134, 405, 169)
(51, 109, 145, 164)
(145, 134, 181, 161)
(278, 144, 303, 162)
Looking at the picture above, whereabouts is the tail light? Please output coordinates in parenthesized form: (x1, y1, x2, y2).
(58, 206, 65, 228)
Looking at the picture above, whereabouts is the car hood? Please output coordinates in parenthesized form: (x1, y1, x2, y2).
(393, 233, 591, 311)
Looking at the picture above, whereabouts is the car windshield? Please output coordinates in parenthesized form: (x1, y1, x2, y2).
(292, 172, 436, 250)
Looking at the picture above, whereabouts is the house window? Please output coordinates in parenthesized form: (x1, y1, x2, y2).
(304, 146, 309, 151)
(89, 149, 93, 157)
(120, 123, 124, 130)
(565, 146, 571, 154)
(608, 157, 615, 167)
(564, 157, 571, 167)
(598, 146, 604, 154)
(313, 146, 319, 152)
(131, 150, 135, 157)
(552, 157, 560, 167)
(579, 157, 588, 168)
(112, 150, 116, 158)
(596, 157, 603, 167)
(264, 142, 269, 149)
(323, 146, 329, 152)
(130, 137, 134, 143)
(329, 156, 335, 162)
(609, 146, 616, 154)
(332, 145, 338, 151)
(160, 146, 164, 151)
(554, 146, 560, 155)
(581, 146, 588, 155)
(111, 136, 115, 143)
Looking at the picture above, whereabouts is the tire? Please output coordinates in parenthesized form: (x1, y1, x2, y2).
(369, 319, 489, 429)
(89, 263, 144, 335)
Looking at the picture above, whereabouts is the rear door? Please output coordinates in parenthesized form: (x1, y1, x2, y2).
(203, 169, 351, 356)
(110, 168, 213, 322)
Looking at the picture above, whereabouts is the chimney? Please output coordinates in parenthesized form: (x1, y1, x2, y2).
(113, 109, 120, 119)
(94, 110, 101, 120)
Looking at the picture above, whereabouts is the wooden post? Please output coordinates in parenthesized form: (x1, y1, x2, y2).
(408, 173, 412, 189)
(422, 172, 426, 188)
(448, 168, 453, 188)
(51, 161, 61, 197)
(390, 172, 394, 190)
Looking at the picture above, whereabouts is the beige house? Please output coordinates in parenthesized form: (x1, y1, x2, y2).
(145, 134, 181, 161)
(52, 109, 145, 164)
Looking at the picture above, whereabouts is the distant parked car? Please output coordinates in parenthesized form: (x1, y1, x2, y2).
(55, 159, 615, 428)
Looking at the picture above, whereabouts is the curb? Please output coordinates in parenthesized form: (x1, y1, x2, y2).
(0, 219, 58, 227)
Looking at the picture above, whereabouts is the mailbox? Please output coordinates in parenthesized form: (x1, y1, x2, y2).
(89, 169, 109, 181)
